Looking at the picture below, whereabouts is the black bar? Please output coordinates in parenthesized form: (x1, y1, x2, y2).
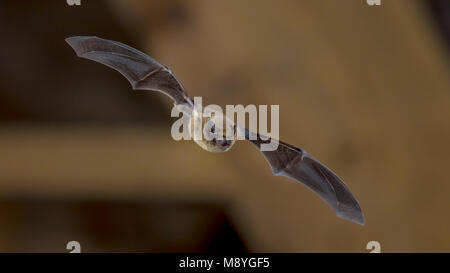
(0, 253, 446, 272)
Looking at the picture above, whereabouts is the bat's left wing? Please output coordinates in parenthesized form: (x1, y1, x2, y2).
(246, 130, 365, 225)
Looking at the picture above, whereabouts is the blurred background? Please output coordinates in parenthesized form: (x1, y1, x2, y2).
(0, 0, 448, 252)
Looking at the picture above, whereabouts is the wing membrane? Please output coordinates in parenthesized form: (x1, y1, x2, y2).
(66, 36, 192, 105)
(247, 131, 364, 225)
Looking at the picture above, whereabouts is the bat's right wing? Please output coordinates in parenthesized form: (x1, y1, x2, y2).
(246, 130, 364, 225)
(65, 36, 193, 106)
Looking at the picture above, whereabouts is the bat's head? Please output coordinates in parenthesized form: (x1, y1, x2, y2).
(189, 109, 236, 153)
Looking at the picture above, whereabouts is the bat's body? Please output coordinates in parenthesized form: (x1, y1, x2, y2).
(66, 36, 365, 225)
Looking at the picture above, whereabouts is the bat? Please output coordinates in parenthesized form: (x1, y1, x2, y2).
(65, 36, 365, 225)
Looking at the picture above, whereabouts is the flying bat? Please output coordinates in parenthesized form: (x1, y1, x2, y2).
(65, 36, 365, 225)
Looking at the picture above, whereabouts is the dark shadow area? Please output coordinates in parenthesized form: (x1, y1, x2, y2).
(0, 0, 170, 124)
(426, 0, 450, 51)
(0, 198, 248, 252)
